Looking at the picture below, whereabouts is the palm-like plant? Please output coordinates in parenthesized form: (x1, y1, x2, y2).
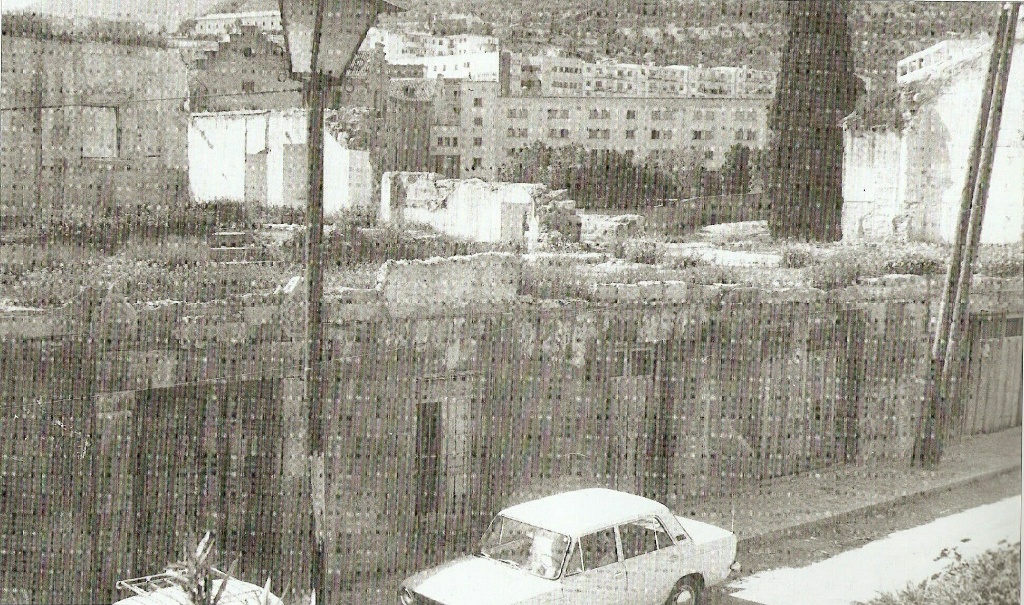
(164, 531, 240, 605)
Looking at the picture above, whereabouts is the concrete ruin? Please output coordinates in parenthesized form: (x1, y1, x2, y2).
(379, 172, 581, 249)
(842, 33, 1024, 244)
(580, 213, 647, 248)
(188, 109, 373, 213)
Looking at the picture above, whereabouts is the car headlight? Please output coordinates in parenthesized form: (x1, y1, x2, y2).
(399, 587, 416, 605)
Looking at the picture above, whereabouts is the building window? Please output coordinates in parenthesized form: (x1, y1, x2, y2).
(651, 110, 661, 120)
(705, 150, 714, 160)
(438, 137, 444, 146)
(82, 106, 119, 159)
(241, 80, 255, 94)
(452, 137, 458, 146)
(547, 108, 559, 119)
(473, 117, 483, 126)
(626, 109, 637, 120)
(625, 129, 635, 139)
(507, 127, 516, 137)
(473, 137, 483, 147)
(471, 157, 483, 169)
(651, 129, 660, 140)
(735, 129, 744, 141)
(473, 97, 483, 107)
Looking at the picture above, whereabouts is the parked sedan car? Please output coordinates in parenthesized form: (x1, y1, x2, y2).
(399, 488, 737, 605)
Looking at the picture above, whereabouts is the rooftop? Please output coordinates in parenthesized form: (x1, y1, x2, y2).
(500, 488, 667, 537)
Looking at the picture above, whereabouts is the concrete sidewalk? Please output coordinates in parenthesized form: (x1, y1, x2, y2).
(688, 426, 1022, 551)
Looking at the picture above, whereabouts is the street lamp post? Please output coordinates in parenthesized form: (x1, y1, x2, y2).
(278, 0, 404, 602)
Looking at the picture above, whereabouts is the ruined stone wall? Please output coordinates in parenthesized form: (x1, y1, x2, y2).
(2, 274, 1021, 605)
(842, 39, 1024, 245)
(0, 35, 189, 224)
(380, 172, 574, 245)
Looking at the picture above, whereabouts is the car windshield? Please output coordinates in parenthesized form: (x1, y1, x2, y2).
(478, 515, 570, 580)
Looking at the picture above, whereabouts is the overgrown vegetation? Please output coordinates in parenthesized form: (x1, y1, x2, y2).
(1, 12, 169, 47)
(858, 542, 1020, 605)
(498, 142, 766, 210)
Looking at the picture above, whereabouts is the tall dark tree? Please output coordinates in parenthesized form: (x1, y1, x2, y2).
(768, 0, 860, 241)
(722, 144, 753, 195)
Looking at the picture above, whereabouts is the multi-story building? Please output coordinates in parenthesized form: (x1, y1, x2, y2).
(192, 10, 282, 37)
(427, 53, 773, 180)
(502, 51, 776, 99)
(364, 28, 500, 62)
(189, 26, 301, 113)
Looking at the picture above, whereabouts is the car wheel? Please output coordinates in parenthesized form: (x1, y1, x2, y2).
(665, 575, 703, 605)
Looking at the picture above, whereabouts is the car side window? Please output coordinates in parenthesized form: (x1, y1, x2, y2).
(619, 516, 673, 559)
(579, 528, 618, 570)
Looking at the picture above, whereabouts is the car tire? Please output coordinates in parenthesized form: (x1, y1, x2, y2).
(665, 575, 703, 605)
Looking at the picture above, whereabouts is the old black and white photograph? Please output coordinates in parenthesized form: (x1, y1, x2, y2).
(0, 0, 1022, 603)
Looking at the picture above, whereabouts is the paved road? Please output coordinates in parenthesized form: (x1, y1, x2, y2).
(718, 495, 1021, 605)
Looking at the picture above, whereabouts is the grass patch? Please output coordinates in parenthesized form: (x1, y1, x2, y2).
(857, 542, 1020, 605)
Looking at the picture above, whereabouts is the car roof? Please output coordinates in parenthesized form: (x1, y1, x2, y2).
(499, 488, 668, 538)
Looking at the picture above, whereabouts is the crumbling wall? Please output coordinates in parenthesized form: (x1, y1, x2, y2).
(842, 129, 903, 241)
(843, 39, 1024, 245)
(380, 172, 582, 246)
(188, 109, 369, 213)
(375, 252, 523, 308)
(0, 35, 189, 226)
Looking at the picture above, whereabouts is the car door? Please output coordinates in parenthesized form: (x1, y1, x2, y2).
(618, 516, 689, 604)
(560, 527, 629, 605)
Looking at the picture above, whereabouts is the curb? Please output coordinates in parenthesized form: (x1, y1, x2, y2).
(736, 463, 1022, 552)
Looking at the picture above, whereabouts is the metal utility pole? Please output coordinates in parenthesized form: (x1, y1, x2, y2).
(914, 2, 1019, 467)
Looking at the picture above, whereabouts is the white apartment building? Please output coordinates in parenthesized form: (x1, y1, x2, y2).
(504, 52, 776, 98)
(430, 78, 769, 181)
(193, 10, 282, 36)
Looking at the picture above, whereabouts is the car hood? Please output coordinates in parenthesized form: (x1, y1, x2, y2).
(410, 556, 559, 605)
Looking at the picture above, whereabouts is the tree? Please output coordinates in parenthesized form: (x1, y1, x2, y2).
(722, 144, 753, 195)
(767, 0, 860, 241)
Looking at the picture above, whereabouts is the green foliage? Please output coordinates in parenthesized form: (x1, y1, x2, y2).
(120, 236, 211, 268)
(722, 145, 754, 196)
(780, 244, 817, 269)
(882, 247, 946, 276)
(616, 239, 658, 265)
(858, 543, 1020, 605)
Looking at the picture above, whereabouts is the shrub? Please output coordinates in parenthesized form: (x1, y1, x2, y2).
(860, 543, 1019, 605)
(808, 249, 882, 290)
(616, 239, 659, 265)
(882, 248, 946, 276)
(781, 245, 816, 269)
(976, 245, 1023, 278)
(121, 236, 210, 268)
